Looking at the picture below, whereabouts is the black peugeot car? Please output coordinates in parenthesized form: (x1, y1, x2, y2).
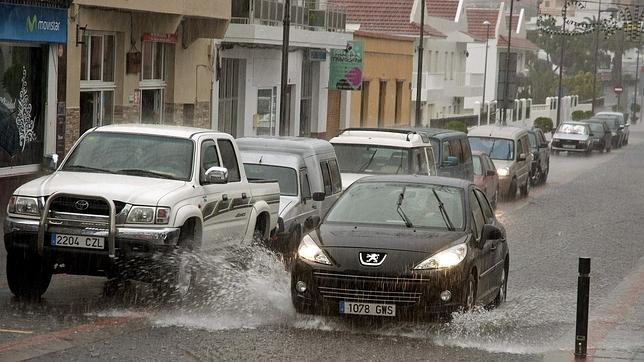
(291, 175, 509, 319)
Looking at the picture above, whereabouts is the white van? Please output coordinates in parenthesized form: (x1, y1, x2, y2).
(237, 137, 342, 255)
(329, 128, 437, 188)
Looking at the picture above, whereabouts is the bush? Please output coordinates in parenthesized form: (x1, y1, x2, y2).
(583, 110, 594, 119)
(445, 120, 468, 134)
(534, 117, 554, 133)
(571, 110, 587, 121)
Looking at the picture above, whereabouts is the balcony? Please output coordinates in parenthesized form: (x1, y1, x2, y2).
(412, 72, 484, 101)
(76, 0, 230, 20)
(231, 0, 346, 32)
(225, 0, 350, 48)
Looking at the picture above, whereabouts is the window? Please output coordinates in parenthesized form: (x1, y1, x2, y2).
(473, 156, 482, 176)
(475, 189, 494, 220)
(300, 170, 312, 199)
(256, 88, 277, 136)
(360, 81, 369, 126)
(80, 33, 115, 132)
(328, 160, 342, 194)
(0, 44, 45, 169)
(434, 51, 439, 72)
(460, 139, 472, 163)
(378, 80, 387, 127)
(450, 52, 454, 80)
(201, 140, 220, 183)
(526, 99, 531, 118)
(320, 161, 332, 195)
(444, 139, 463, 163)
(470, 190, 485, 240)
(395, 81, 403, 124)
(219, 58, 242, 137)
(412, 148, 428, 175)
(142, 41, 166, 81)
(245, 164, 298, 196)
(444, 52, 448, 80)
(217, 139, 241, 182)
(140, 41, 171, 124)
(300, 58, 314, 136)
(528, 132, 538, 151)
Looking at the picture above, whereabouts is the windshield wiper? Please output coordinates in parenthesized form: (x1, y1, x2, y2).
(117, 169, 178, 180)
(358, 149, 378, 172)
(63, 165, 114, 174)
(432, 188, 455, 231)
(396, 186, 414, 228)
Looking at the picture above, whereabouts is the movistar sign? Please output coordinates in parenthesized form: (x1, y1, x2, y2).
(0, 3, 67, 44)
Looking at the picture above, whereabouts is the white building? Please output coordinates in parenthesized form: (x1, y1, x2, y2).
(213, 0, 351, 138)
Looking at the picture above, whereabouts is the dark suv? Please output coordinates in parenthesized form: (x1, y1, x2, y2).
(407, 128, 474, 181)
(527, 128, 550, 185)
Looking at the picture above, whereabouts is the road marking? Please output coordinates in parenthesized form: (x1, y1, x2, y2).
(0, 328, 33, 335)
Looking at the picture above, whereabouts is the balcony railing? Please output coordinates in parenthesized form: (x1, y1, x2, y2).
(232, 0, 346, 32)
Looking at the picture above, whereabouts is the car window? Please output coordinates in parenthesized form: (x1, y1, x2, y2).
(470, 190, 485, 239)
(217, 139, 241, 182)
(516, 138, 524, 159)
(460, 139, 472, 163)
(201, 140, 220, 171)
(469, 137, 515, 161)
(442, 141, 451, 163)
(475, 189, 494, 220)
(486, 156, 496, 171)
(328, 159, 342, 194)
(412, 148, 429, 175)
(300, 170, 311, 199)
(449, 139, 464, 163)
(320, 161, 332, 195)
(473, 156, 482, 176)
(528, 133, 538, 151)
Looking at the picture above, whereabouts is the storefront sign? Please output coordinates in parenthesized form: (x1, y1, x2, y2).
(329, 41, 364, 91)
(0, 4, 67, 44)
(143, 33, 178, 44)
(310, 49, 327, 62)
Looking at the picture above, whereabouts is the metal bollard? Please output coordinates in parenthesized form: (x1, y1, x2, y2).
(575, 257, 591, 358)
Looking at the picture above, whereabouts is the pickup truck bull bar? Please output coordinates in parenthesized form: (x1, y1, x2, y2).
(37, 192, 117, 258)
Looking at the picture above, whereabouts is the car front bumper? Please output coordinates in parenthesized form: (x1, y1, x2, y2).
(4, 216, 180, 276)
(290, 259, 469, 318)
(498, 175, 513, 196)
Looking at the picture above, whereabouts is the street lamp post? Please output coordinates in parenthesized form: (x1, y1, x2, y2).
(279, 0, 291, 135)
(501, 0, 516, 125)
(591, 0, 602, 114)
(481, 20, 491, 125)
(556, 2, 568, 129)
(633, 46, 640, 123)
(415, 0, 426, 127)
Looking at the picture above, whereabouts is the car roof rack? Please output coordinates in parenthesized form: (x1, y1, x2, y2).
(339, 128, 430, 143)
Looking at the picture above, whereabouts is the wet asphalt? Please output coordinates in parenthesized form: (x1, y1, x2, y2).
(1, 126, 644, 361)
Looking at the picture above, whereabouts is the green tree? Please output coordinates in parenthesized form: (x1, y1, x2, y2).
(563, 72, 601, 101)
(517, 58, 558, 103)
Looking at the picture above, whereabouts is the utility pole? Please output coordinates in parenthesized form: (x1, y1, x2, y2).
(501, 0, 515, 125)
(591, 0, 602, 114)
(556, 1, 568, 129)
(415, 0, 426, 127)
(633, 45, 640, 123)
(482, 21, 491, 124)
(279, 0, 291, 135)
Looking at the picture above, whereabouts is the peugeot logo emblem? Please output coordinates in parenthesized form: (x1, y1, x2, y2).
(74, 200, 90, 211)
(359, 252, 387, 266)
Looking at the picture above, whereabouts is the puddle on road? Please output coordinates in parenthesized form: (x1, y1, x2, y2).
(89, 245, 580, 356)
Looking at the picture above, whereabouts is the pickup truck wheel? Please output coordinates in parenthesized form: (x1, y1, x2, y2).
(154, 229, 199, 302)
(6, 251, 52, 300)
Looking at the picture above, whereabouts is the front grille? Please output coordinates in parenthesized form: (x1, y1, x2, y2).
(49, 197, 125, 215)
(314, 272, 428, 305)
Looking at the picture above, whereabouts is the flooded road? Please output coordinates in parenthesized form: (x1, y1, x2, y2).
(1, 129, 644, 361)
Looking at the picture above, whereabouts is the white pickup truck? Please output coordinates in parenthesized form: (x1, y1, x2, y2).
(4, 124, 279, 300)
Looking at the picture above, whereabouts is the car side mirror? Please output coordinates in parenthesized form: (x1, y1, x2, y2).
(517, 153, 527, 162)
(312, 192, 326, 202)
(443, 156, 459, 167)
(589, 133, 594, 137)
(304, 215, 321, 230)
(486, 169, 496, 177)
(43, 153, 59, 173)
(618, 125, 625, 130)
(205, 166, 229, 184)
(482, 224, 504, 244)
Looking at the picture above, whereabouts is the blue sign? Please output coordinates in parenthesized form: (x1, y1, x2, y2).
(0, 4, 67, 44)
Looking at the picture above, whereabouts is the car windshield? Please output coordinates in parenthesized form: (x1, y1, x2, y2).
(473, 156, 483, 176)
(62, 132, 193, 181)
(469, 137, 515, 161)
(558, 124, 587, 135)
(587, 123, 604, 134)
(333, 144, 411, 175)
(244, 164, 298, 196)
(596, 117, 619, 129)
(325, 182, 464, 230)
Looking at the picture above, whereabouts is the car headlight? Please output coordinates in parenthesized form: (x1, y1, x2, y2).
(9, 196, 40, 216)
(414, 243, 468, 270)
(497, 167, 510, 177)
(126, 206, 156, 224)
(298, 235, 331, 265)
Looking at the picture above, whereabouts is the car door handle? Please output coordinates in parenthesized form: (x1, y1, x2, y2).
(490, 242, 498, 251)
(242, 193, 248, 200)
(222, 194, 229, 201)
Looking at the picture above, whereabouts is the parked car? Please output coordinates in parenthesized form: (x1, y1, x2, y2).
(551, 122, 594, 155)
(4, 124, 280, 300)
(582, 119, 612, 153)
(290, 175, 509, 319)
(402, 128, 474, 181)
(527, 128, 551, 185)
(472, 151, 500, 209)
(329, 128, 437, 188)
(238, 137, 342, 256)
(468, 125, 532, 200)
(596, 112, 629, 146)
